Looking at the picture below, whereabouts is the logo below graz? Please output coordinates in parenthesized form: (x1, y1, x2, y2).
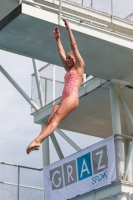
(50, 145, 108, 190)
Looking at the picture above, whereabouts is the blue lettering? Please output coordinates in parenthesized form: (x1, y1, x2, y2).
(92, 177, 96, 184)
(102, 171, 107, 179)
(92, 171, 108, 184)
(98, 174, 103, 181)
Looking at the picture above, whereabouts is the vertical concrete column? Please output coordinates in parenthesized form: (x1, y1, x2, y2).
(41, 123, 50, 167)
(109, 83, 124, 180)
(124, 139, 132, 182)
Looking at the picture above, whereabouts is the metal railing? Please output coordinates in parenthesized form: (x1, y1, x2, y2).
(0, 162, 44, 200)
(53, 0, 133, 23)
(31, 64, 91, 113)
(22, 0, 133, 41)
(31, 65, 64, 113)
(64, 0, 133, 22)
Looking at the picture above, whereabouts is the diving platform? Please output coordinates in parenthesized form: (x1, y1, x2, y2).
(1, 0, 133, 81)
(32, 75, 133, 139)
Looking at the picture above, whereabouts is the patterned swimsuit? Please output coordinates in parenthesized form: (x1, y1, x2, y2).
(61, 67, 82, 101)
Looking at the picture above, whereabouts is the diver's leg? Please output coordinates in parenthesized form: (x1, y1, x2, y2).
(37, 103, 60, 138)
(26, 93, 78, 154)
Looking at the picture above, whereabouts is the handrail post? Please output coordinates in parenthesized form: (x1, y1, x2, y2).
(58, 0, 62, 25)
(91, 0, 93, 7)
(83, 73, 86, 83)
(111, 0, 113, 22)
(52, 65, 55, 101)
(109, 83, 124, 180)
(17, 166, 20, 200)
(32, 59, 44, 107)
(45, 79, 47, 106)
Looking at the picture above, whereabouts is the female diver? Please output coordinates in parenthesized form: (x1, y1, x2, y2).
(26, 19, 84, 154)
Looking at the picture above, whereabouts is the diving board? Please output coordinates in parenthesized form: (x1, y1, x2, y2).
(0, 1, 133, 81)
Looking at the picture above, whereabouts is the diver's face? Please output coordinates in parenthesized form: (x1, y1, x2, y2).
(66, 53, 75, 69)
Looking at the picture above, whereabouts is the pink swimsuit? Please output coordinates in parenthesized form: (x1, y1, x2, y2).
(61, 67, 82, 101)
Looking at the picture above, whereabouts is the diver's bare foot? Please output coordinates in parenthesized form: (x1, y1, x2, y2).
(26, 140, 40, 154)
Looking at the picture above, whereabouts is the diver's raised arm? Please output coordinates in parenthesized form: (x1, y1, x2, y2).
(53, 26, 69, 71)
(63, 19, 84, 70)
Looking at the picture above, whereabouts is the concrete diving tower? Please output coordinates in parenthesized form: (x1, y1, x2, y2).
(1, 0, 133, 138)
(1, 1, 133, 200)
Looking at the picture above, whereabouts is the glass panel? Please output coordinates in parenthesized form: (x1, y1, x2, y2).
(0, 183, 17, 200)
(0, 164, 17, 184)
(19, 187, 44, 200)
(0, 164, 44, 200)
(82, 0, 92, 8)
(113, 0, 133, 20)
(68, 0, 82, 4)
(92, 0, 111, 15)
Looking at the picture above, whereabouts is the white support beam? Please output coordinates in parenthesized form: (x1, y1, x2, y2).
(109, 83, 122, 135)
(103, 79, 130, 89)
(39, 63, 51, 72)
(32, 59, 44, 107)
(118, 88, 133, 180)
(0, 65, 39, 111)
(31, 63, 51, 76)
(109, 83, 124, 180)
(118, 88, 133, 130)
(56, 128, 81, 151)
(50, 133, 64, 160)
(41, 123, 50, 167)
